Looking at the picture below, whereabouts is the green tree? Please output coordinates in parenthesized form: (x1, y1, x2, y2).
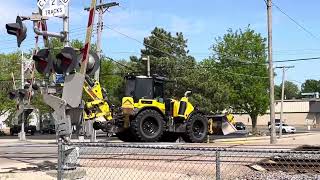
(99, 57, 127, 105)
(274, 85, 281, 100)
(0, 82, 16, 116)
(301, 79, 320, 93)
(130, 27, 196, 98)
(186, 59, 232, 113)
(275, 81, 299, 100)
(211, 27, 269, 133)
(0, 52, 22, 117)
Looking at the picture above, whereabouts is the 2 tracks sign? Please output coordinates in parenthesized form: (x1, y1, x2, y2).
(37, 0, 70, 17)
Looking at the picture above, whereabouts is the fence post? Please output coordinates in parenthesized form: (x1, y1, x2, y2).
(216, 150, 221, 180)
(57, 138, 63, 180)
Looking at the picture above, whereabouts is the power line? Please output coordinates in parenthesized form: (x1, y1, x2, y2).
(103, 25, 320, 79)
(105, 56, 137, 72)
(287, 79, 303, 85)
(104, 25, 267, 67)
(104, 25, 178, 59)
(273, 56, 320, 63)
(182, 66, 269, 79)
(0, 27, 99, 52)
(273, 48, 320, 52)
(103, 24, 320, 67)
(272, 2, 320, 40)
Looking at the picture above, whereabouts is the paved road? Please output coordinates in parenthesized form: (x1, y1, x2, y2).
(0, 128, 313, 143)
(0, 142, 57, 173)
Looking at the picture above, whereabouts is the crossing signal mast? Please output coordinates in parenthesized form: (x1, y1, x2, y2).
(5, 0, 100, 141)
(5, 0, 101, 173)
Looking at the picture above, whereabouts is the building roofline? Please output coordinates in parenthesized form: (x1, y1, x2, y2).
(275, 99, 320, 102)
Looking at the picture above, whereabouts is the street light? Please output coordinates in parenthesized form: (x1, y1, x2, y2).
(142, 56, 150, 77)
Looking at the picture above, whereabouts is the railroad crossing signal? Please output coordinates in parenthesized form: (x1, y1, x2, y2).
(78, 52, 100, 75)
(5, 16, 27, 47)
(33, 48, 53, 75)
(33, 48, 100, 76)
(55, 47, 78, 74)
(9, 89, 28, 101)
(24, 79, 39, 91)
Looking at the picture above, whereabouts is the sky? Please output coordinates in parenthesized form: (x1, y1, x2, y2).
(1, 0, 320, 87)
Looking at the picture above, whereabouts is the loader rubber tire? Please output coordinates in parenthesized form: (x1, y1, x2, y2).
(159, 132, 180, 142)
(131, 109, 164, 142)
(116, 129, 136, 142)
(182, 114, 208, 143)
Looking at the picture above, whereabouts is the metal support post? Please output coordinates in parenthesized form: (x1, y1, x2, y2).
(142, 56, 150, 77)
(90, 120, 96, 142)
(21, 51, 24, 89)
(216, 150, 221, 180)
(147, 56, 150, 77)
(63, 2, 70, 46)
(57, 138, 63, 180)
(19, 51, 26, 141)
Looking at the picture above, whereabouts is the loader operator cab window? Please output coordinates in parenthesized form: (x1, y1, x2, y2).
(154, 80, 164, 103)
(125, 78, 136, 97)
(124, 76, 165, 102)
(135, 78, 153, 100)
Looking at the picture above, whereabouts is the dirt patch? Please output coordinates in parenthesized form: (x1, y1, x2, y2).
(0, 172, 55, 180)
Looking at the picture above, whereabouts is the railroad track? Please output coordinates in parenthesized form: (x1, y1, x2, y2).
(255, 145, 320, 174)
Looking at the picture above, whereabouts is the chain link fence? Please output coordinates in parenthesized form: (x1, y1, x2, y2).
(57, 142, 320, 180)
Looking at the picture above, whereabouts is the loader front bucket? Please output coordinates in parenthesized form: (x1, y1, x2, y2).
(221, 119, 237, 135)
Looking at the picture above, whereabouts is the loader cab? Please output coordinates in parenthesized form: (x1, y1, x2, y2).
(124, 75, 165, 102)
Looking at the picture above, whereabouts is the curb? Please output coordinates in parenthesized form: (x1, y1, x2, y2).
(211, 132, 318, 143)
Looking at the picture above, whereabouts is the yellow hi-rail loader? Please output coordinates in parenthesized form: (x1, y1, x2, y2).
(83, 74, 209, 143)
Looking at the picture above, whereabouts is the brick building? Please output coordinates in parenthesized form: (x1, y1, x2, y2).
(234, 99, 320, 126)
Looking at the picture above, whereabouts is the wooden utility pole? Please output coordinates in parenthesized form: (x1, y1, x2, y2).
(276, 66, 294, 138)
(267, 0, 276, 144)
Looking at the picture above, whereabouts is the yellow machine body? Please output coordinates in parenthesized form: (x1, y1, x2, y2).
(121, 96, 194, 121)
(174, 97, 194, 119)
(134, 99, 166, 113)
(83, 79, 112, 121)
(121, 97, 165, 115)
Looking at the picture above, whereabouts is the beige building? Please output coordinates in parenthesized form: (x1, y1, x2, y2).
(234, 99, 320, 126)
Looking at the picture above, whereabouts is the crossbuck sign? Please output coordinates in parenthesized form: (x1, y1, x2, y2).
(37, 0, 70, 17)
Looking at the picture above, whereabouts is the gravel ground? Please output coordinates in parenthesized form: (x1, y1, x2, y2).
(237, 171, 320, 180)
(0, 172, 55, 180)
(274, 153, 320, 160)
